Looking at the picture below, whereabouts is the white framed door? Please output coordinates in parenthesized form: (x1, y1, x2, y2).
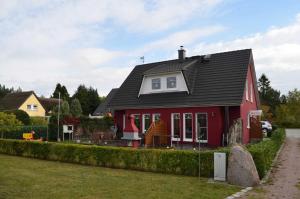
(183, 113, 193, 142)
(152, 113, 161, 122)
(171, 113, 180, 141)
(195, 113, 208, 143)
(142, 114, 151, 133)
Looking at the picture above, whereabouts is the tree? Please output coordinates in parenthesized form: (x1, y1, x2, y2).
(70, 98, 82, 117)
(276, 89, 300, 127)
(0, 112, 23, 138)
(61, 101, 70, 116)
(258, 74, 271, 97)
(51, 101, 70, 116)
(72, 85, 100, 115)
(0, 84, 14, 99)
(51, 83, 70, 101)
(257, 74, 282, 115)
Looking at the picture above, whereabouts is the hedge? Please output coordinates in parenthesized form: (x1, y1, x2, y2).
(1, 126, 48, 140)
(247, 128, 285, 179)
(0, 139, 229, 177)
(0, 129, 285, 178)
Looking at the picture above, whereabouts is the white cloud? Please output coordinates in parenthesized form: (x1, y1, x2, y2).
(191, 14, 300, 94)
(109, 0, 223, 32)
(0, 0, 224, 97)
(142, 26, 224, 52)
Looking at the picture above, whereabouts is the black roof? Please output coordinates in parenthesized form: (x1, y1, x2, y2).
(38, 97, 61, 113)
(108, 49, 259, 110)
(93, 88, 119, 116)
(143, 59, 197, 75)
(0, 91, 40, 111)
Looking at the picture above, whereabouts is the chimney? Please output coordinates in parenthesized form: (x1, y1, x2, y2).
(178, 46, 186, 60)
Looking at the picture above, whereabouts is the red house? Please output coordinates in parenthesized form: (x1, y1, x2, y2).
(95, 48, 261, 147)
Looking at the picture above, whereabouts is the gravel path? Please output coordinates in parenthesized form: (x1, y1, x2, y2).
(243, 129, 300, 199)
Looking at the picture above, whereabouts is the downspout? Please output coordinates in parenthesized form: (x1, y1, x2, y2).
(223, 106, 230, 146)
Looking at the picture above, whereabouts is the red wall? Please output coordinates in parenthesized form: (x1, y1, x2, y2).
(240, 64, 259, 144)
(115, 106, 225, 147)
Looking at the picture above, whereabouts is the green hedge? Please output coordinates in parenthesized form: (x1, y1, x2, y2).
(247, 128, 285, 179)
(0, 139, 228, 177)
(1, 126, 47, 140)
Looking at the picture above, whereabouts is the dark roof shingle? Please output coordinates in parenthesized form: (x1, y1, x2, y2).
(93, 88, 119, 116)
(0, 91, 36, 111)
(108, 49, 257, 110)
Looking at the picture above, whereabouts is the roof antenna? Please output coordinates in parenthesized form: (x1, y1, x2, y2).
(140, 56, 145, 64)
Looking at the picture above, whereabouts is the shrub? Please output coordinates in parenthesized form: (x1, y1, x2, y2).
(247, 128, 285, 178)
(1, 126, 48, 140)
(0, 139, 228, 177)
(0, 112, 23, 138)
(5, 110, 30, 125)
(30, 117, 48, 125)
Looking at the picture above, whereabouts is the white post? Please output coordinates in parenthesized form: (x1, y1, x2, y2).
(198, 134, 201, 180)
(57, 92, 61, 142)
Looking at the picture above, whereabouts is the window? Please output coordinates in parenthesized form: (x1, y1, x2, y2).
(123, 114, 126, 130)
(171, 113, 180, 141)
(152, 78, 161, 90)
(245, 79, 249, 101)
(250, 84, 253, 102)
(152, 113, 160, 122)
(142, 114, 151, 133)
(33, 104, 38, 110)
(183, 113, 193, 141)
(27, 104, 37, 111)
(133, 114, 141, 132)
(196, 113, 208, 143)
(167, 77, 176, 89)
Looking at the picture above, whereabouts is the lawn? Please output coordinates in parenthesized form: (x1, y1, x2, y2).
(0, 154, 240, 199)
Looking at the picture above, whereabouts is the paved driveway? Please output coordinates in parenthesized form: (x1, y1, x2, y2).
(242, 129, 300, 199)
(286, 128, 300, 138)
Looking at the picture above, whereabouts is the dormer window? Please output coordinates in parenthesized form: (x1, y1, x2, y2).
(167, 77, 176, 89)
(152, 78, 161, 90)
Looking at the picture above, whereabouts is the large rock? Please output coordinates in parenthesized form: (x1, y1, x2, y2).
(227, 145, 260, 187)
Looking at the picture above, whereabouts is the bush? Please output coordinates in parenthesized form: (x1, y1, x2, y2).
(5, 110, 30, 125)
(247, 128, 285, 178)
(30, 117, 48, 125)
(2, 126, 48, 140)
(0, 139, 229, 177)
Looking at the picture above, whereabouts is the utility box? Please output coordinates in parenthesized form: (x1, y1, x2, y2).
(214, 152, 226, 181)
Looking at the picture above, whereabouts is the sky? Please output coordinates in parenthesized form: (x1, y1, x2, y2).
(1, 0, 300, 97)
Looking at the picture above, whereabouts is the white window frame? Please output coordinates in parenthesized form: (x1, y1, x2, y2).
(151, 78, 161, 90)
(132, 114, 141, 130)
(32, 104, 38, 110)
(171, 113, 180, 141)
(166, 76, 177, 89)
(245, 79, 249, 101)
(27, 104, 38, 111)
(183, 113, 193, 142)
(250, 83, 253, 103)
(27, 104, 31, 110)
(142, 114, 151, 133)
(195, 113, 208, 143)
(123, 114, 126, 130)
(152, 113, 160, 122)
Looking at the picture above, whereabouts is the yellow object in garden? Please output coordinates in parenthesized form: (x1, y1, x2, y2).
(23, 133, 33, 140)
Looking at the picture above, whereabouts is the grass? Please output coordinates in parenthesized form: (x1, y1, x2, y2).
(0, 154, 239, 199)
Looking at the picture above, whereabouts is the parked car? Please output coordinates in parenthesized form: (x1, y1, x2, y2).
(261, 121, 272, 136)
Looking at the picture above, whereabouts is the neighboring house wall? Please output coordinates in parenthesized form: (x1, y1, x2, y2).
(115, 106, 225, 147)
(18, 94, 46, 117)
(240, 64, 259, 144)
(139, 72, 188, 95)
